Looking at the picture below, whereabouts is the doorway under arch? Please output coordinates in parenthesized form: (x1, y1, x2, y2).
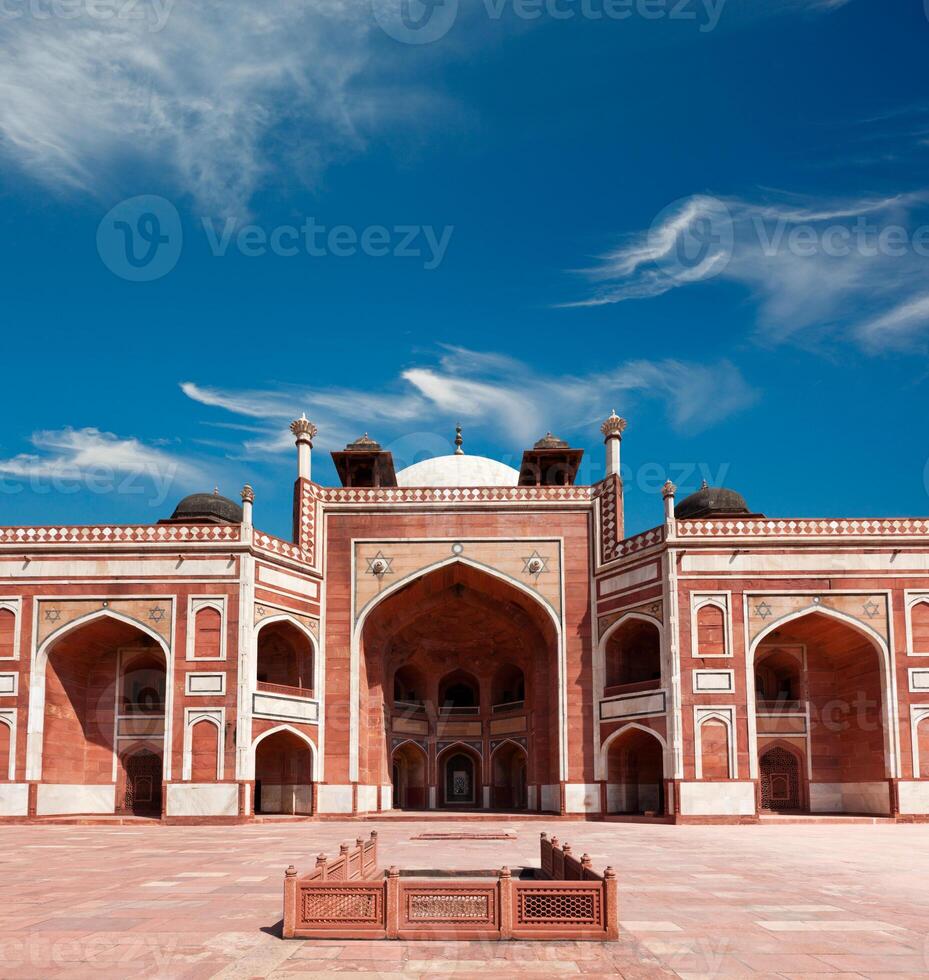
(491, 741, 528, 810)
(605, 726, 665, 815)
(759, 743, 807, 813)
(391, 742, 427, 810)
(254, 729, 315, 815)
(440, 747, 481, 808)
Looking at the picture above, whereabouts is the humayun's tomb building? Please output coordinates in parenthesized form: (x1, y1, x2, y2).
(1, 412, 928, 823)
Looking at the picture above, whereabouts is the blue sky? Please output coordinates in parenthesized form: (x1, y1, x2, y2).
(0, 0, 927, 537)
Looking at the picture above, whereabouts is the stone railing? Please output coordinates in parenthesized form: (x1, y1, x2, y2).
(283, 831, 618, 942)
(677, 517, 929, 539)
(315, 486, 595, 505)
(252, 531, 311, 564)
(0, 523, 240, 546)
(256, 680, 314, 700)
(614, 525, 666, 557)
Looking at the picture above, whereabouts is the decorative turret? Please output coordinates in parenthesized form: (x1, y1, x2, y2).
(518, 432, 583, 487)
(331, 433, 397, 488)
(662, 480, 676, 527)
(241, 484, 255, 526)
(601, 410, 627, 479)
(291, 414, 318, 482)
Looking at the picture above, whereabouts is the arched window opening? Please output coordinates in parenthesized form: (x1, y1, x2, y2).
(912, 601, 929, 654)
(605, 618, 661, 691)
(491, 664, 525, 711)
(392, 665, 426, 706)
(699, 719, 731, 779)
(190, 720, 220, 781)
(193, 607, 222, 659)
(0, 609, 15, 659)
(919, 717, 929, 779)
(0, 721, 11, 781)
(755, 648, 802, 710)
(256, 621, 314, 696)
(120, 651, 166, 716)
(438, 670, 480, 714)
(696, 603, 726, 656)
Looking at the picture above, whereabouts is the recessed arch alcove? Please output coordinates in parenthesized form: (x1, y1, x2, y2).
(359, 560, 560, 811)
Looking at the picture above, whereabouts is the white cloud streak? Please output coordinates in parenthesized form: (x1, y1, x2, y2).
(568, 190, 929, 351)
(0, 2, 391, 214)
(181, 346, 757, 462)
(0, 427, 200, 498)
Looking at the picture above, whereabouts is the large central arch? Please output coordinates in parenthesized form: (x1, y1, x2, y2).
(355, 559, 561, 811)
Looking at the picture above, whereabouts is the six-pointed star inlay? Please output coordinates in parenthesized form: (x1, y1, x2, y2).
(862, 599, 882, 619)
(754, 601, 773, 620)
(366, 551, 394, 577)
(522, 550, 550, 577)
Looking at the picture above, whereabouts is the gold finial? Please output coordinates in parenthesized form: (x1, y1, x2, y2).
(212, 486, 219, 496)
(454, 423, 464, 456)
(701, 479, 709, 490)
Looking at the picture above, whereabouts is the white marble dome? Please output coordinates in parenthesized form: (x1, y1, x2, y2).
(395, 454, 519, 488)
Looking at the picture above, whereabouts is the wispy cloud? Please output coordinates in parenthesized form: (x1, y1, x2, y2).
(181, 346, 757, 464)
(0, 2, 413, 215)
(0, 427, 201, 505)
(568, 190, 929, 351)
(854, 294, 929, 350)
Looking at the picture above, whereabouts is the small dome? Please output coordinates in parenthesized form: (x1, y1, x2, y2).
(396, 454, 519, 488)
(170, 490, 243, 524)
(345, 433, 382, 451)
(533, 432, 570, 450)
(675, 484, 751, 520)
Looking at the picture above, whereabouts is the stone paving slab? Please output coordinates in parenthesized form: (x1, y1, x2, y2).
(0, 821, 927, 978)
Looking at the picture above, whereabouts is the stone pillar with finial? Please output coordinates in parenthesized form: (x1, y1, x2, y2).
(601, 410, 627, 479)
(241, 485, 254, 527)
(291, 414, 318, 482)
(662, 480, 676, 530)
(454, 422, 464, 456)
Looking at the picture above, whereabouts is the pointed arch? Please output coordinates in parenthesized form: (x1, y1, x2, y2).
(748, 604, 899, 780)
(249, 723, 317, 778)
(351, 555, 565, 786)
(27, 608, 173, 782)
(436, 739, 483, 762)
(0, 713, 14, 781)
(602, 721, 667, 816)
(599, 611, 664, 650)
(600, 721, 668, 772)
(254, 614, 318, 693)
(355, 555, 562, 636)
(490, 737, 529, 760)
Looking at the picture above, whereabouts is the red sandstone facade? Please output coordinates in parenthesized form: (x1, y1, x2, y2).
(1, 413, 928, 822)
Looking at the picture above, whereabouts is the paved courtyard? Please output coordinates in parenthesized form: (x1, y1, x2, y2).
(0, 820, 927, 979)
